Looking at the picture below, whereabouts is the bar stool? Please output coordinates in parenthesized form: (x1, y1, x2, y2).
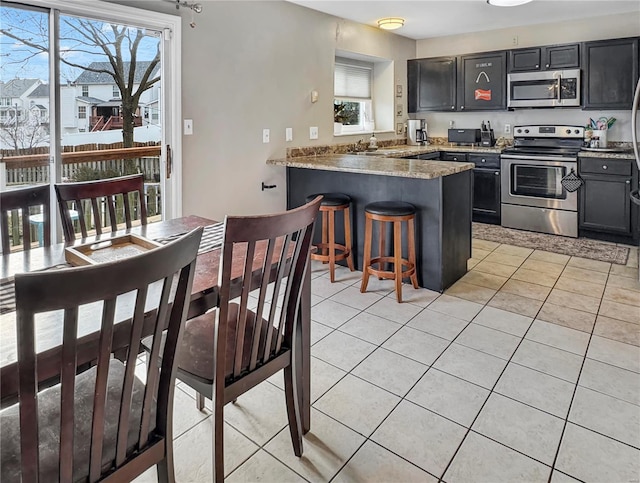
(305, 192, 355, 282)
(361, 201, 419, 303)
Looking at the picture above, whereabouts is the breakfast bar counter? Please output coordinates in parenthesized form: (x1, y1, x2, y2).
(268, 154, 474, 292)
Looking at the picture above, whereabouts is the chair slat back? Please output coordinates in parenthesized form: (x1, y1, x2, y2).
(13, 227, 202, 482)
(216, 197, 321, 384)
(0, 184, 50, 253)
(54, 174, 148, 243)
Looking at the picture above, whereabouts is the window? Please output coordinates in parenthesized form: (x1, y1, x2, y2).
(1, 98, 11, 106)
(112, 85, 120, 98)
(334, 58, 373, 134)
(78, 105, 86, 119)
(81, 85, 88, 97)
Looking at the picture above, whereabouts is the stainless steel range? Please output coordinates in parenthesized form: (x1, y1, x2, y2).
(501, 125, 585, 238)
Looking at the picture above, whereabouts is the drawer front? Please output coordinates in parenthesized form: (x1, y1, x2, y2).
(580, 158, 632, 176)
(468, 154, 500, 168)
(440, 152, 468, 162)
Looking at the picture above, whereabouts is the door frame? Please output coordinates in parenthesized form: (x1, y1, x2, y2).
(7, 0, 183, 226)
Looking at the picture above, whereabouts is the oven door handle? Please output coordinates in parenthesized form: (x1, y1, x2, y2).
(555, 168, 563, 196)
(501, 154, 577, 163)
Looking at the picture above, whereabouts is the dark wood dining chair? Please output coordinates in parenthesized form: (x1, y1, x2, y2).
(0, 184, 50, 253)
(0, 227, 203, 483)
(54, 174, 148, 243)
(145, 196, 321, 482)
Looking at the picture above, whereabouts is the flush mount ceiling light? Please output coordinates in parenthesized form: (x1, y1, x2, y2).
(377, 18, 405, 30)
(487, 0, 532, 6)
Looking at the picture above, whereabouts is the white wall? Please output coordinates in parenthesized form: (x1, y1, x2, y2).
(415, 13, 640, 142)
(107, 0, 415, 220)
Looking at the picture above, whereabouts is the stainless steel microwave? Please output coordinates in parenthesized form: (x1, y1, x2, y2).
(507, 69, 580, 108)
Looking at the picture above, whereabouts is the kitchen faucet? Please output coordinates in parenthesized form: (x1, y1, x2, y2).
(351, 139, 365, 152)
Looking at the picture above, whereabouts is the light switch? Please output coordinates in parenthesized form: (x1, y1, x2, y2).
(183, 119, 193, 135)
(263, 129, 270, 143)
(286, 128, 293, 142)
(309, 126, 318, 140)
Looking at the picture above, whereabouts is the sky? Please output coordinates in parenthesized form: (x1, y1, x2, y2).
(0, 4, 161, 84)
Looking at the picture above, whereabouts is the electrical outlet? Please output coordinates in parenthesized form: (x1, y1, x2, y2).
(504, 123, 511, 134)
(309, 126, 318, 140)
(263, 129, 270, 143)
(512, 35, 518, 46)
(285, 127, 293, 142)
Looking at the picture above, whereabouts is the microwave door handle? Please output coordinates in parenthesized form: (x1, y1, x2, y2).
(556, 76, 562, 103)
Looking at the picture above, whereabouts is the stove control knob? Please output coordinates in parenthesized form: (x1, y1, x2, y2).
(566, 129, 571, 134)
(524, 129, 530, 134)
(574, 129, 580, 134)
(516, 129, 522, 134)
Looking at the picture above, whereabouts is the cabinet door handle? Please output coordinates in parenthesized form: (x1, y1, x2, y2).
(461, 106, 465, 110)
(481, 159, 486, 163)
(535, 64, 539, 68)
(451, 106, 455, 110)
(602, 165, 608, 170)
(545, 63, 550, 68)
(495, 171, 500, 176)
(626, 180, 631, 184)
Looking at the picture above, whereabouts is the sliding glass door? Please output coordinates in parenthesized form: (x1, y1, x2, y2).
(0, 0, 181, 251)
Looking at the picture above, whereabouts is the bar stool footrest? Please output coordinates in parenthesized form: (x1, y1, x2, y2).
(367, 256, 416, 280)
(311, 243, 352, 263)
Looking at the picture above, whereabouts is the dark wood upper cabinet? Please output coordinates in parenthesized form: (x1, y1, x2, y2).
(545, 44, 580, 70)
(509, 44, 579, 72)
(509, 48, 541, 72)
(583, 37, 639, 110)
(408, 57, 457, 112)
(458, 51, 507, 111)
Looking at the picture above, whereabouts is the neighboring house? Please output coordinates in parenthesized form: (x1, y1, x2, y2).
(74, 61, 161, 132)
(0, 78, 43, 124)
(26, 83, 50, 125)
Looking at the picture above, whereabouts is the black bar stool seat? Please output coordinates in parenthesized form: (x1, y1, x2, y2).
(306, 192, 354, 282)
(361, 201, 419, 303)
(365, 201, 416, 217)
(306, 193, 351, 207)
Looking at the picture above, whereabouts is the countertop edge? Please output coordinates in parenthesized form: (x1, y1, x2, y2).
(578, 151, 636, 160)
(267, 155, 475, 180)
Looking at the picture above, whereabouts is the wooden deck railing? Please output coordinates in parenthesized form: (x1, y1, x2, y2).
(1, 144, 162, 186)
(1, 144, 163, 251)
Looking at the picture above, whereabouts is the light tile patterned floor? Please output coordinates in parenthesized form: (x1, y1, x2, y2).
(136, 240, 640, 483)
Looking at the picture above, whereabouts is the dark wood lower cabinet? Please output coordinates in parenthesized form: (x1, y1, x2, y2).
(579, 156, 639, 243)
(473, 168, 501, 224)
(580, 175, 631, 234)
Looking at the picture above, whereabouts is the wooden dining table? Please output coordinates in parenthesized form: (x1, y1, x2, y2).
(0, 215, 312, 433)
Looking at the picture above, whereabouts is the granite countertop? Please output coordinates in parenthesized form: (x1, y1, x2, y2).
(267, 154, 474, 180)
(578, 149, 636, 160)
(363, 144, 503, 157)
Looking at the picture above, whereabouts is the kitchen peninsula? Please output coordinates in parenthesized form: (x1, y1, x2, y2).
(267, 152, 474, 291)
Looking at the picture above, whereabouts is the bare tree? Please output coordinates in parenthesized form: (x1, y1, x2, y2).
(0, 10, 159, 148)
(0, 112, 49, 153)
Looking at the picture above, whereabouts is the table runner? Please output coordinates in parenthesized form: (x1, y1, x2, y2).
(0, 277, 15, 315)
(154, 222, 225, 255)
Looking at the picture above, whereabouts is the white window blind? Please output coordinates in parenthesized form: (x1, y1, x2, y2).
(334, 61, 371, 99)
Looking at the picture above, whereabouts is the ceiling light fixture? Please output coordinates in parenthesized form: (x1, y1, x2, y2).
(486, 0, 532, 6)
(377, 18, 405, 30)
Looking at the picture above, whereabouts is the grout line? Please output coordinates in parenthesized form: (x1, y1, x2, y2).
(168, 241, 638, 482)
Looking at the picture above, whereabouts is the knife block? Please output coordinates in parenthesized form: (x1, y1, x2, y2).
(481, 130, 495, 147)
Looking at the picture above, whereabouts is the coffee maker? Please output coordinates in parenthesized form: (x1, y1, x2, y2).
(407, 119, 427, 146)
